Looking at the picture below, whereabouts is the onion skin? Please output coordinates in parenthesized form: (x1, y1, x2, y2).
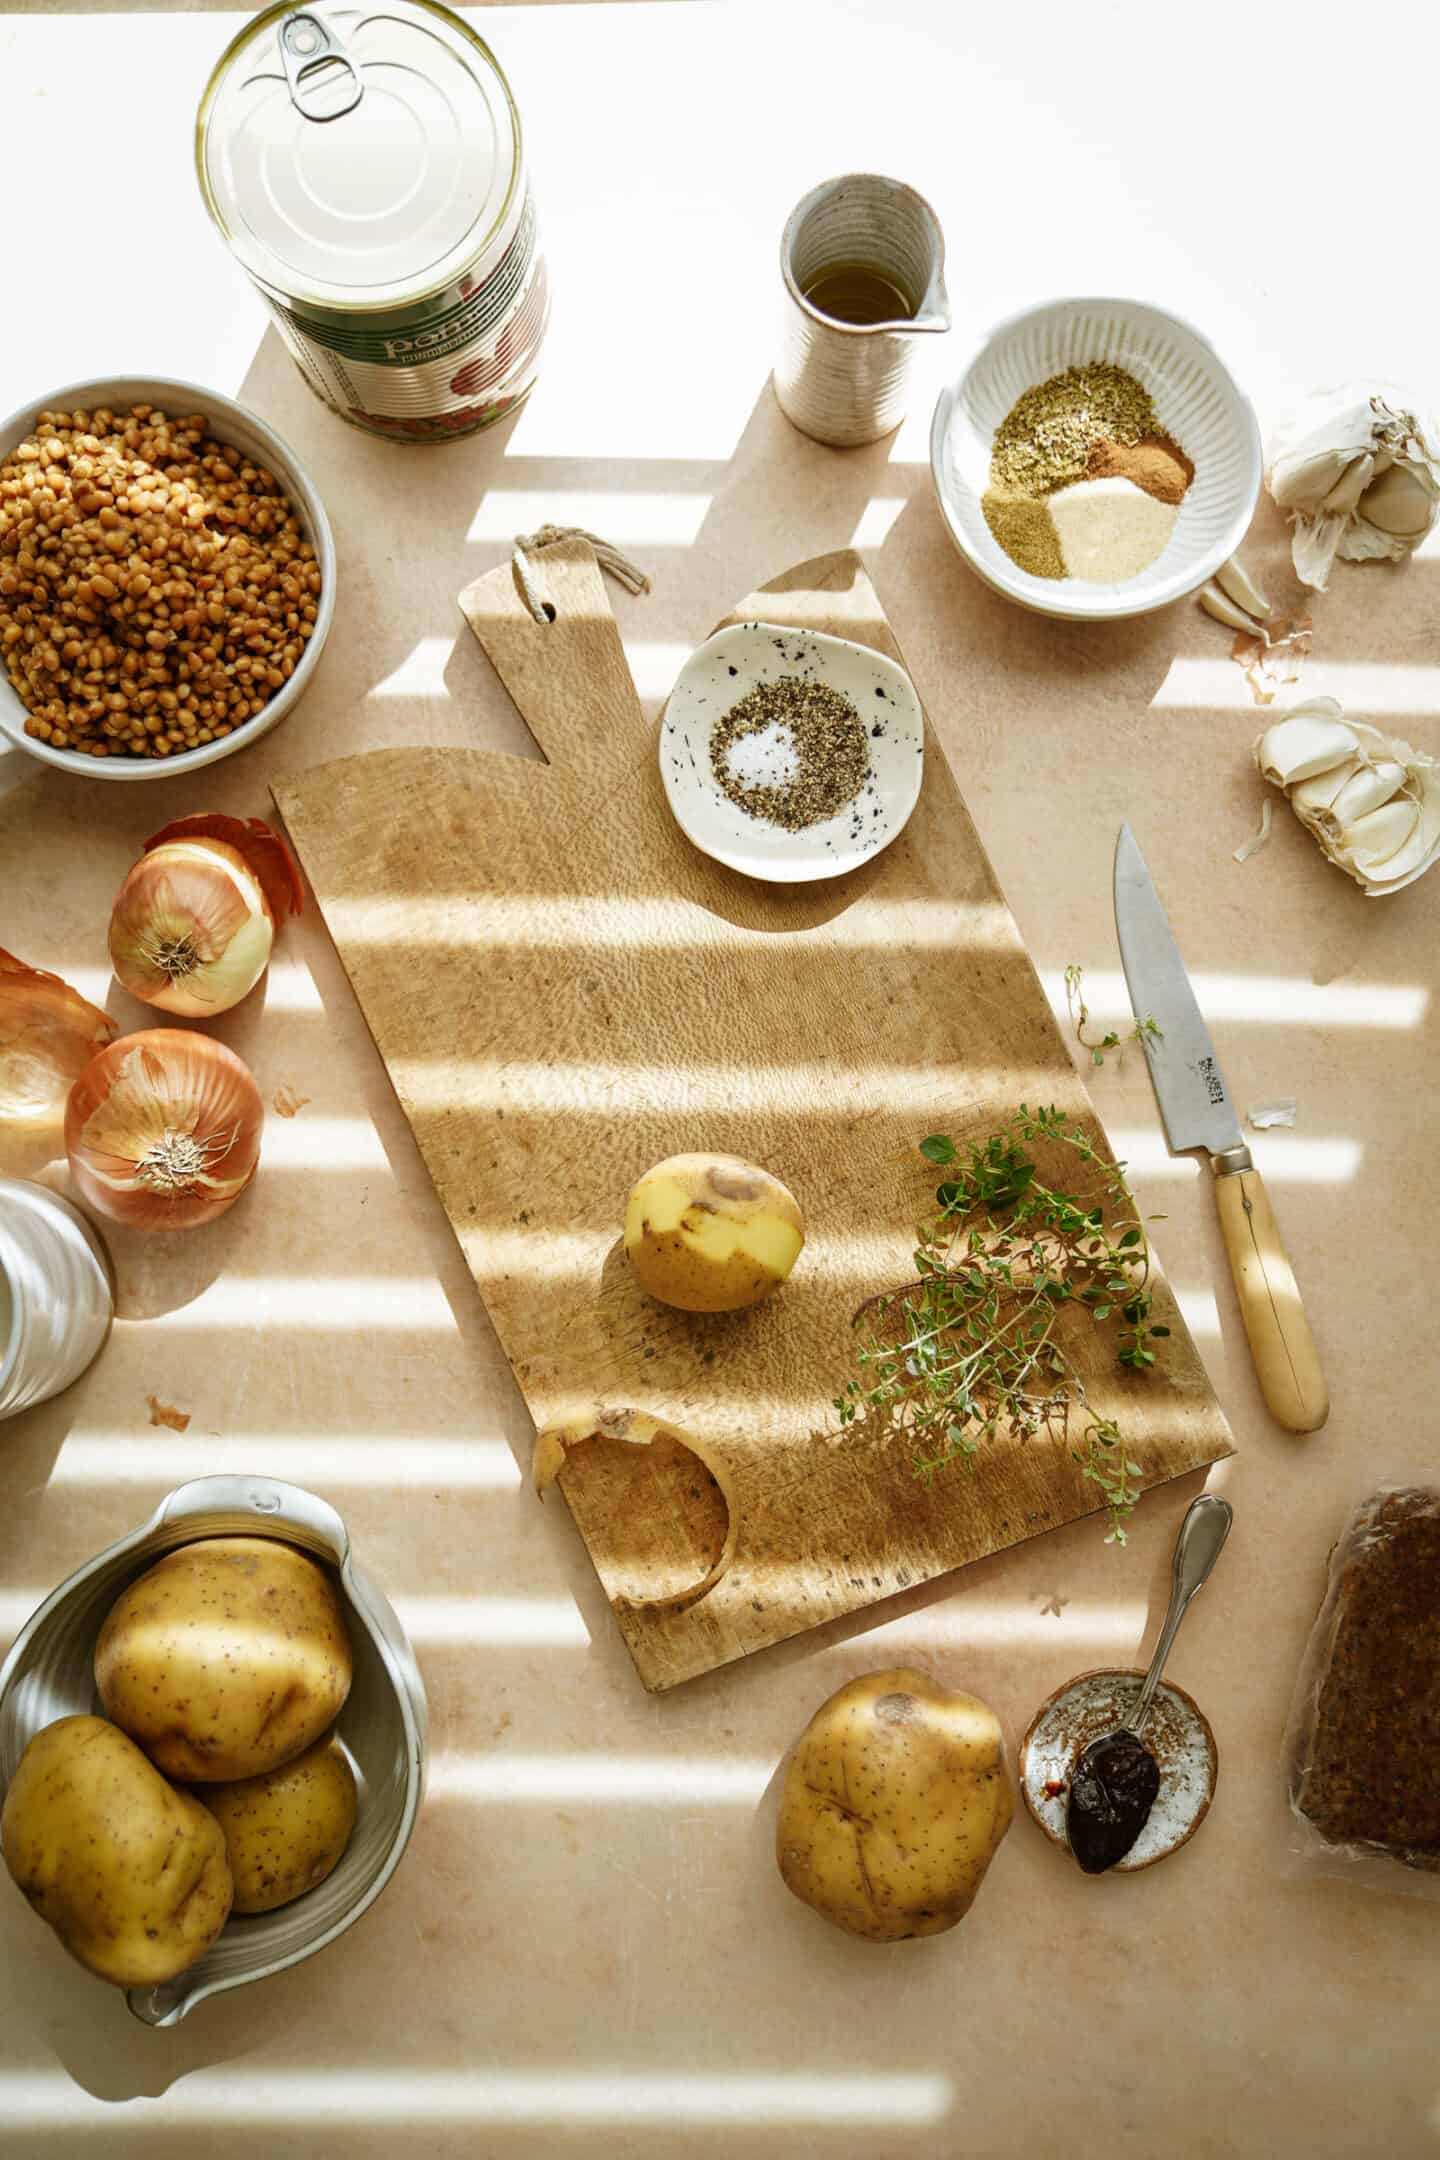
(65, 1029, 263, 1230)
(144, 814, 304, 926)
(108, 815, 302, 1019)
(0, 949, 116, 1125)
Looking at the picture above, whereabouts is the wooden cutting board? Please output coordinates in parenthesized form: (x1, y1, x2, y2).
(274, 543, 1234, 1690)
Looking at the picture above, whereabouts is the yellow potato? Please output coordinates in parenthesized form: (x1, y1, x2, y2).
(1, 1715, 232, 1986)
(201, 1733, 357, 1914)
(624, 1153, 804, 1313)
(95, 1535, 353, 1782)
(776, 1667, 1013, 1942)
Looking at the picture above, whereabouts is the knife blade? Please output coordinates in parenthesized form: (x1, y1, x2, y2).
(1114, 823, 1244, 1157)
(1112, 823, 1328, 1434)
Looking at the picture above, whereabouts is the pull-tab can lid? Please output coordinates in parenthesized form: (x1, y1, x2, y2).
(197, 0, 521, 312)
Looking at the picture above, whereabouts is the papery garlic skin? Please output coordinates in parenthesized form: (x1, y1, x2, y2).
(1255, 697, 1440, 895)
(1266, 386, 1440, 590)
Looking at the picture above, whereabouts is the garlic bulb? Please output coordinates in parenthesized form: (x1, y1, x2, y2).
(1267, 386, 1440, 589)
(1255, 697, 1440, 895)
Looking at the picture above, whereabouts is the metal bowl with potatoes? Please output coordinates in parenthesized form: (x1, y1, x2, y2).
(0, 1476, 425, 2025)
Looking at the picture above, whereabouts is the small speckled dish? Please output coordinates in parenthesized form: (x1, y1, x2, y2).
(1020, 1667, 1217, 1872)
(659, 622, 924, 884)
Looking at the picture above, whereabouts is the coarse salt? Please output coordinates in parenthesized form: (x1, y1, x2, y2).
(722, 720, 800, 790)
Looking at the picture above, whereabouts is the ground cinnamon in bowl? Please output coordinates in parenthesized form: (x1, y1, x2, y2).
(1087, 433, 1194, 505)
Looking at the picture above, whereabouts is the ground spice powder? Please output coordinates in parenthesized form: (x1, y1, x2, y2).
(990, 363, 1160, 496)
(982, 493, 1064, 580)
(982, 362, 1193, 582)
(1087, 433, 1194, 504)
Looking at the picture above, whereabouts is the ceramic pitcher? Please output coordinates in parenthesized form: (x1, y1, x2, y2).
(775, 173, 950, 448)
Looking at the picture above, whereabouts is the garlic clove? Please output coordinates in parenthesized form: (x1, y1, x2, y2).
(1358, 460, 1438, 538)
(1214, 555, 1271, 622)
(1319, 453, 1375, 517)
(1339, 798, 1420, 873)
(1290, 757, 1363, 816)
(1256, 705, 1358, 787)
(1269, 439, 1365, 510)
(1329, 759, 1407, 823)
(1358, 788, 1440, 893)
(1200, 581, 1267, 636)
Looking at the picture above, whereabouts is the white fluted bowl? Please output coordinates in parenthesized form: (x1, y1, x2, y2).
(930, 297, 1262, 621)
(0, 1477, 426, 2024)
(0, 1180, 112, 1420)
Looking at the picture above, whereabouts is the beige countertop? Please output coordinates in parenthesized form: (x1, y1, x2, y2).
(2, 2, 1438, 2152)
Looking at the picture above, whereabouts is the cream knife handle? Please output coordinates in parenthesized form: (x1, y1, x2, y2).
(1211, 1146, 1328, 1433)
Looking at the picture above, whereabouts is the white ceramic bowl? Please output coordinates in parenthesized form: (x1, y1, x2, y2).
(0, 1476, 426, 2025)
(930, 297, 1262, 621)
(0, 376, 336, 778)
(660, 622, 924, 883)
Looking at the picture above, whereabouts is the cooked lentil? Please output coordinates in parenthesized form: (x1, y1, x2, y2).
(0, 405, 321, 759)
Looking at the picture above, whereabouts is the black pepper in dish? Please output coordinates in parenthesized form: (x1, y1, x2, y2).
(710, 676, 870, 832)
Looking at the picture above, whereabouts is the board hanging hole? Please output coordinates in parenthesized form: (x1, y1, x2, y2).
(510, 526, 652, 625)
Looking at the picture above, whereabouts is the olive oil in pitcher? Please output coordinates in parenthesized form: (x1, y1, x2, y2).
(802, 261, 916, 325)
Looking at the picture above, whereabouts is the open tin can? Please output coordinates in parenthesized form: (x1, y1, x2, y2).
(197, 0, 549, 442)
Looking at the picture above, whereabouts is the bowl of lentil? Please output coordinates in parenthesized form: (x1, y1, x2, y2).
(0, 376, 334, 774)
(929, 297, 1261, 621)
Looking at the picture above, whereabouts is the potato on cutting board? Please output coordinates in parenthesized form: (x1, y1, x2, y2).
(776, 1668, 1014, 1941)
(624, 1153, 805, 1313)
(95, 1536, 353, 1782)
(1, 1716, 232, 1986)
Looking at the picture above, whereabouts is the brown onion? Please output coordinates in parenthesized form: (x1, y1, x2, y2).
(108, 813, 303, 1018)
(66, 1029, 262, 1230)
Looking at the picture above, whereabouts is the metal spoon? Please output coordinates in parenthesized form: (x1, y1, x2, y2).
(1066, 1493, 1232, 1872)
(1126, 1492, 1233, 1738)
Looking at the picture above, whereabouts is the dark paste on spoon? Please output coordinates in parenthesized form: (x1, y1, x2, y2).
(1067, 1729, 1161, 1874)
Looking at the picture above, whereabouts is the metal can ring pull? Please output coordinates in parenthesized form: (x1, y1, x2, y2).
(279, 9, 364, 123)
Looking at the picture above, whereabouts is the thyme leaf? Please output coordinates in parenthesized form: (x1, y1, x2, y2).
(840, 1107, 1166, 1545)
(1064, 963, 1161, 1067)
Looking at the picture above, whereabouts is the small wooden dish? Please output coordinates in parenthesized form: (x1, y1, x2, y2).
(659, 621, 924, 884)
(1020, 1667, 1218, 1872)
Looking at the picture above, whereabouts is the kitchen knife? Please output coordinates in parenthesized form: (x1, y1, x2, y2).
(1113, 823, 1328, 1433)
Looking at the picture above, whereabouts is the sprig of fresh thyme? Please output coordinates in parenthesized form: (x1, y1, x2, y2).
(1064, 963, 1161, 1067)
(834, 1106, 1170, 1544)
